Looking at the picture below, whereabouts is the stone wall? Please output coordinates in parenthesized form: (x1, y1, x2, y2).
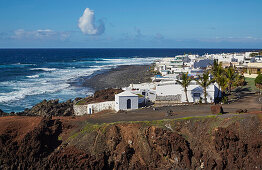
(73, 105, 88, 116)
(156, 94, 182, 102)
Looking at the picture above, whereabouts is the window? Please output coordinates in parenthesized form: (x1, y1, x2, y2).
(193, 93, 200, 97)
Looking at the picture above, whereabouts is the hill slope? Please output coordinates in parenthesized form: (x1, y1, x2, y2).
(0, 114, 262, 169)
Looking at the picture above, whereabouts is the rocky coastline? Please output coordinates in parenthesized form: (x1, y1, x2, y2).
(83, 65, 153, 91)
(0, 64, 153, 116)
(1, 64, 262, 169)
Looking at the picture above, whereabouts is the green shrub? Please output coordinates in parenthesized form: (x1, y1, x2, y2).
(221, 96, 228, 104)
(255, 74, 262, 86)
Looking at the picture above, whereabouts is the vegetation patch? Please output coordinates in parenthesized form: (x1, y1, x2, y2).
(67, 115, 220, 141)
(175, 115, 216, 121)
(245, 77, 257, 92)
(75, 99, 88, 105)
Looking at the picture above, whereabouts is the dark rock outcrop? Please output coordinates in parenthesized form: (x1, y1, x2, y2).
(236, 109, 248, 114)
(1, 115, 262, 169)
(0, 109, 8, 116)
(22, 99, 74, 116)
(214, 127, 262, 169)
(77, 88, 123, 105)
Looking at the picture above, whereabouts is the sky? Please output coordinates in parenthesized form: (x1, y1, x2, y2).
(0, 0, 261, 48)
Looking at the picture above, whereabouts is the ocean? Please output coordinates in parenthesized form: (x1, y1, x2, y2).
(0, 48, 255, 112)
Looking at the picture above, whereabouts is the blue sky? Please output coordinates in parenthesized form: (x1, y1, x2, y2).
(0, 0, 261, 48)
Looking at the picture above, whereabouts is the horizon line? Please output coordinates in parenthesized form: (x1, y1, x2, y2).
(0, 47, 260, 50)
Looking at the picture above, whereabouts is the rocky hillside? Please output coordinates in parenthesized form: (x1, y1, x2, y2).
(21, 99, 74, 116)
(0, 114, 262, 169)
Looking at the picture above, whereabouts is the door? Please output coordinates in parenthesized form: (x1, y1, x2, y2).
(193, 93, 201, 103)
(127, 99, 131, 109)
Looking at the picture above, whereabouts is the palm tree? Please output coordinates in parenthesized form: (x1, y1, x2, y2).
(211, 61, 224, 99)
(217, 75, 228, 99)
(212, 60, 223, 80)
(234, 74, 245, 87)
(195, 72, 214, 103)
(212, 59, 219, 73)
(176, 72, 192, 103)
(225, 66, 236, 93)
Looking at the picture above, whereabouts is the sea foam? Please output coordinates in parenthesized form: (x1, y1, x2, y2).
(30, 68, 57, 71)
(0, 57, 159, 110)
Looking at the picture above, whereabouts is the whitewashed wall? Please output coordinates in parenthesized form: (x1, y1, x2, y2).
(88, 101, 115, 114)
(156, 83, 217, 103)
(73, 101, 115, 115)
(115, 95, 138, 111)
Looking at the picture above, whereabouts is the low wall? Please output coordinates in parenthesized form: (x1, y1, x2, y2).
(73, 105, 88, 116)
(154, 101, 186, 107)
(89, 101, 115, 114)
(244, 73, 258, 78)
(73, 101, 115, 115)
(156, 95, 182, 102)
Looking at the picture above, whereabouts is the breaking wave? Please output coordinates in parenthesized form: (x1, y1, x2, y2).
(0, 57, 158, 106)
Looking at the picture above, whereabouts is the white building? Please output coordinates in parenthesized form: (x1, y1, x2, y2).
(156, 81, 220, 103)
(115, 91, 139, 111)
(124, 83, 157, 102)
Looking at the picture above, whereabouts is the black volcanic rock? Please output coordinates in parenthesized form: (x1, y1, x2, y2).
(0, 109, 8, 116)
(23, 99, 74, 116)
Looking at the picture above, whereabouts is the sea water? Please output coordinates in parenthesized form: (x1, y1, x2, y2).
(0, 48, 254, 112)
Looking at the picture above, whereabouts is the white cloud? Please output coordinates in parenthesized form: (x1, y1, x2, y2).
(12, 29, 69, 40)
(78, 8, 105, 35)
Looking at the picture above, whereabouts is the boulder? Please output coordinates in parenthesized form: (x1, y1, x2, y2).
(211, 105, 224, 114)
(165, 110, 173, 117)
(236, 109, 243, 114)
(236, 109, 248, 114)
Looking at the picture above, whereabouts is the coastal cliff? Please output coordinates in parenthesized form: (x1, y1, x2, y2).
(0, 114, 262, 169)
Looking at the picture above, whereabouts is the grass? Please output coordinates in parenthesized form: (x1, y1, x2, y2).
(75, 99, 88, 105)
(175, 115, 216, 121)
(245, 77, 258, 92)
(58, 136, 63, 141)
(67, 115, 218, 141)
(68, 122, 104, 141)
(136, 94, 144, 97)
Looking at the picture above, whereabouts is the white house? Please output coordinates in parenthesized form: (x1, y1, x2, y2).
(124, 83, 157, 102)
(115, 91, 139, 111)
(156, 81, 220, 103)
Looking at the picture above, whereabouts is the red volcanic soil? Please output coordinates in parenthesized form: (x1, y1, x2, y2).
(0, 116, 42, 141)
(1, 113, 262, 169)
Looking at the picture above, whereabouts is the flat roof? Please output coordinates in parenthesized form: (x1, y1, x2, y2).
(116, 91, 138, 97)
